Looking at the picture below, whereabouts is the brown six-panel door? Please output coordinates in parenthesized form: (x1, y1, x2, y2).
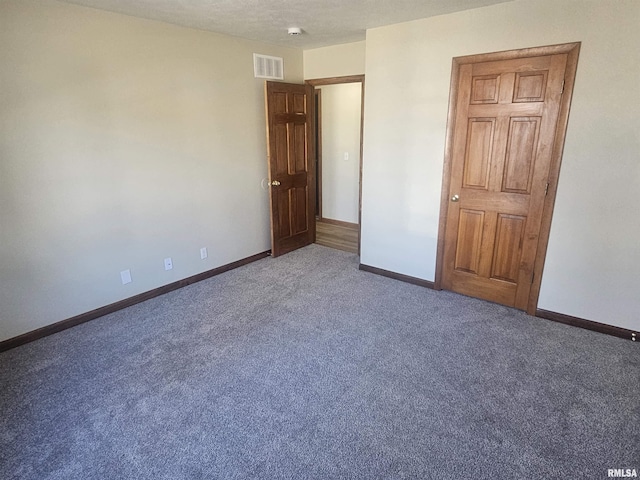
(264, 81, 316, 257)
(441, 50, 573, 310)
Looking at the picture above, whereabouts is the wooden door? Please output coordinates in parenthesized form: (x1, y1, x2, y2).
(264, 81, 316, 257)
(439, 44, 580, 311)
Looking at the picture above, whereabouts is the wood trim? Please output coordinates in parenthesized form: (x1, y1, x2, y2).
(536, 309, 638, 342)
(358, 77, 365, 256)
(434, 56, 463, 291)
(434, 42, 581, 315)
(315, 89, 323, 219)
(0, 251, 270, 353)
(454, 43, 580, 65)
(359, 263, 435, 289)
(306, 82, 318, 246)
(304, 83, 317, 243)
(306, 75, 365, 86)
(318, 217, 358, 229)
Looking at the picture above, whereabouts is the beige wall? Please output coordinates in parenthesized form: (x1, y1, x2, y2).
(0, 0, 303, 341)
(361, 0, 640, 330)
(3, 0, 638, 341)
(318, 83, 362, 224)
(304, 42, 366, 79)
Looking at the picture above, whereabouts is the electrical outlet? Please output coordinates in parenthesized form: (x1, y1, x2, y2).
(200, 247, 208, 260)
(120, 269, 132, 285)
(164, 257, 173, 271)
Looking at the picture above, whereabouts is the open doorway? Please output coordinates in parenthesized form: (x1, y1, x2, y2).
(307, 75, 364, 255)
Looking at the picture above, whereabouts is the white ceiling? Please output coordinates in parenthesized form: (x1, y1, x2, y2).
(58, 0, 514, 49)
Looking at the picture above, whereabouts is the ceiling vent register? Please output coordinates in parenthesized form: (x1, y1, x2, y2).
(253, 54, 284, 80)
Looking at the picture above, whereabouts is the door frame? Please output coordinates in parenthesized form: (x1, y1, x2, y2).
(434, 42, 581, 315)
(306, 75, 365, 254)
(314, 88, 323, 219)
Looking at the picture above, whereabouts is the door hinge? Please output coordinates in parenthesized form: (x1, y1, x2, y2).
(561, 79, 565, 94)
(531, 271, 535, 283)
(545, 182, 550, 196)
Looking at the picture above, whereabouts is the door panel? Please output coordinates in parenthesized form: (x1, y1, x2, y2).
(502, 117, 540, 193)
(265, 81, 315, 257)
(292, 187, 309, 234)
(513, 71, 548, 102)
(491, 214, 526, 283)
(470, 75, 500, 104)
(441, 51, 569, 310)
(463, 119, 494, 189)
(454, 210, 485, 274)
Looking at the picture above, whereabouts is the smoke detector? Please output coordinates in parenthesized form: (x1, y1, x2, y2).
(287, 27, 303, 36)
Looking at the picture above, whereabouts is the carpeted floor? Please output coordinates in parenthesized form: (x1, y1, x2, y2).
(1, 244, 638, 479)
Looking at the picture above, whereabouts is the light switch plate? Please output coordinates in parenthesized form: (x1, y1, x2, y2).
(120, 269, 132, 285)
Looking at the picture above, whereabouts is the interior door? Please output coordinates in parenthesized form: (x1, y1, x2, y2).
(264, 81, 316, 257)
(441, 50, 573, 310)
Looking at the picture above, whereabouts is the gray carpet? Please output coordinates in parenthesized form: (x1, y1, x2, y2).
(1, 244, 638, 479)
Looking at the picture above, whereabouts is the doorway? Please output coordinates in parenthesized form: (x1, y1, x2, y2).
(435, 43, 580, 314)
(306, 75, 365, 255)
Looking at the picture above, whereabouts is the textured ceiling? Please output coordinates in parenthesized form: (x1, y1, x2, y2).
(58, 0, 513, 49)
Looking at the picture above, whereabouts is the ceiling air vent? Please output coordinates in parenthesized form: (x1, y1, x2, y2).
(253, 53, 284, 80)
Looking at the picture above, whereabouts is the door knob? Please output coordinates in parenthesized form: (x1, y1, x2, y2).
(270, 180, 281, 186)
(451, 194, 459, 202)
